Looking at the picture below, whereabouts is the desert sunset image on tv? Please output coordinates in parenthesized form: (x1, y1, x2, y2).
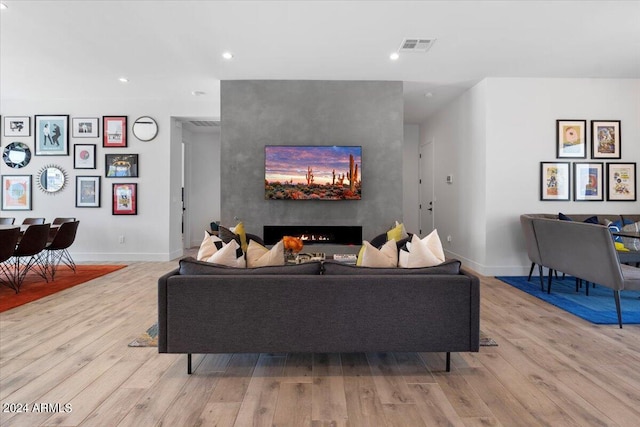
(265, 145, 362, 200)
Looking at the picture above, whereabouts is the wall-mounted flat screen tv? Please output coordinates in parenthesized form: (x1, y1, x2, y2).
(265, 145, 362, 200)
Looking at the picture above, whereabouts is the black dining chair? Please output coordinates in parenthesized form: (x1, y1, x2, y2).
(45, 220, 80, 280)
(3, 223, 50, 292)
(52, 217, 76, 225)
(0, 217, 16, 225)
(22, 218, 46, 225)
(0, 227, 22, 290)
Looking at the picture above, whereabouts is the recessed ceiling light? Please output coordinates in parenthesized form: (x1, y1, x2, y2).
(222, 52, 233, 60)
(118, 77, 129, 83)
(191, 90, 206, 96)
(0, 3, 8, 10)
(424, 92, 433, 98)
(389, 52, 400, 61)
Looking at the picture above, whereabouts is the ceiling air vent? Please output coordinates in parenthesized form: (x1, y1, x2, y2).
(398, 38, 436, 53)
(189, 120, 219, 127)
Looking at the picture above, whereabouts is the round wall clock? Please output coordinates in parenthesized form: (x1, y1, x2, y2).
(132, 116, 158, 141)
(3, 142, 32, 168)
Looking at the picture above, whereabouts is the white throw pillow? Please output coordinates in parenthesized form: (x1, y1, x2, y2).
(398, 230, 445, 268)
(206, 239, 246, 268)
(197, 232, 223, 261)
(360, 239, 398, 268)
(246, 240, 285, 268)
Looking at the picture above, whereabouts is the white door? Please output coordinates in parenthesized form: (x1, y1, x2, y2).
(419, 138, 435, 235)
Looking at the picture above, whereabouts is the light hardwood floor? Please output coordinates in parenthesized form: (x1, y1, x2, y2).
(1, 257, 639, 426)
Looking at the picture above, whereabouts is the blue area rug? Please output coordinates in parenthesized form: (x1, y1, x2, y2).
(496, 276, 640, 325)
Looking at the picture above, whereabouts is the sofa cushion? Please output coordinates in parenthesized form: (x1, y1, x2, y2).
(559, 212, 599, 224)
(205, 239, 246, 267)
(387, 221, 409, 242)
(197, 231, 224, 261)
(398, 230, 445, 268)
(605, 218, 635, 242)
(246, 239, 285, 267)
(359, 240, 397, 267)
(219, 222, 248, 252)
(179, 256, 322, 275)
(621, 221, 640, 251)
(323, 259, 461, 275)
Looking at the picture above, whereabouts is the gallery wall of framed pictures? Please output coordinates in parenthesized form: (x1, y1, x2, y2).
(1, 114, 153, 215)
(541, 119, 635, 202)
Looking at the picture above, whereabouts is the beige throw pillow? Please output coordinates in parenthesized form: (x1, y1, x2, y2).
(197, 232, 223, 261)
(206, 239, 246, 268)
(398, 230, 445, 268)
(360, 239, 398, 268)
(246, 240, 285, 268)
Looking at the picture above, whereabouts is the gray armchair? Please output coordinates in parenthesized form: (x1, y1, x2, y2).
(520, 214, 545, 291)
(532, 218, 640, 328)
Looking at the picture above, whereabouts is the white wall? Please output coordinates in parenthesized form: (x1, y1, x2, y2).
(421, 78, 640, 276)
(421, 80, 489, 272)
(1, 95, 219, 261)
(484, 78, 640, 275)
(402, 124, 420, 233)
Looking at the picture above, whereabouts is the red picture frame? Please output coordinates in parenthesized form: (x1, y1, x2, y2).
(112, 183, 137, 215)
(103, 116, 127, 147)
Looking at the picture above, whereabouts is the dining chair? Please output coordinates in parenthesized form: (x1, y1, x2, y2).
(45, 220, 80, 280)
(3, 223, 50, 292)
(52, 217, 76, 225)
(0, 227, 22, 290)
(0, 217, 16, 225)
(22, 218, 46, 225)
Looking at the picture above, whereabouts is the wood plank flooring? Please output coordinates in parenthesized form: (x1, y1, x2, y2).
(1, 256, 639, 426)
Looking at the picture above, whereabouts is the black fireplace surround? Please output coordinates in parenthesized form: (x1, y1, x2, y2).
(263, 225, 362, 246)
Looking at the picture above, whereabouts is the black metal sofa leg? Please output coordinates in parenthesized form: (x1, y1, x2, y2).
(614, 291, 623, 329)
(446, 352, 451, 372)
(538, 265, 544, 291)
(528, 262, 535, 281)
(187, 353, 192, 374)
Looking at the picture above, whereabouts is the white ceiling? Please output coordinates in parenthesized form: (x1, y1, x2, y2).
(1, 0, 639, 123)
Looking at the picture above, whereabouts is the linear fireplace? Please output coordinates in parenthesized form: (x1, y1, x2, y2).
(263, 225, 362, 246)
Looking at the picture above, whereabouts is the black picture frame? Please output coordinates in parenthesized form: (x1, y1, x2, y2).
(591, 120, 621, 159)
(76, 176, 101, 208)
(606, 162, 636, 201)
(540, 161, 570, 201)
(105, 153, 139, 177)
(556, 120, 587, 159)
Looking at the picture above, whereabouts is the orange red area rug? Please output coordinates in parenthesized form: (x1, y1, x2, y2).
(0, 265, 126, 313)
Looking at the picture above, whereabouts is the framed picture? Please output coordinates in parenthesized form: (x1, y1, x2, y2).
(76, 176, 101, 208)
(3, 116, 31, 137)
(573, 162, 604, 201)
(74, 144, 97, 169)
(105, 153, 139, 177)
(35, 115, 69, 155)
(540, 161, 570, 201)
(72, 117, 99, 138)
(591, 120, 621, 159)
(556, 120, 586, 159)
(103, 116, 127, 147)
(606, 162, 636, 201)
(1, 174, 32, 210)
(112, 183, 137, 215)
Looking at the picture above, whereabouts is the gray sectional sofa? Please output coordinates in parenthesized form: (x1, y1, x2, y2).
(158, 257, 480, 374)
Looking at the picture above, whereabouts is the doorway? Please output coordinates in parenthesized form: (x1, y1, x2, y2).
(419, 138, 435, 235)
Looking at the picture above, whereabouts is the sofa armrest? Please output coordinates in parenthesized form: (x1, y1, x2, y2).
(158, 268, 179, 352)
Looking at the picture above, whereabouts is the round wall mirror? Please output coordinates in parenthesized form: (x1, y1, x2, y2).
(37, 165, 67, 194)
(132, 116, 158, 141)
(3, 142, 32, 168)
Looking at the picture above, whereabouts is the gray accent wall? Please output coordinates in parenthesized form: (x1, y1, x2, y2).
(220, 80, 403, 240)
